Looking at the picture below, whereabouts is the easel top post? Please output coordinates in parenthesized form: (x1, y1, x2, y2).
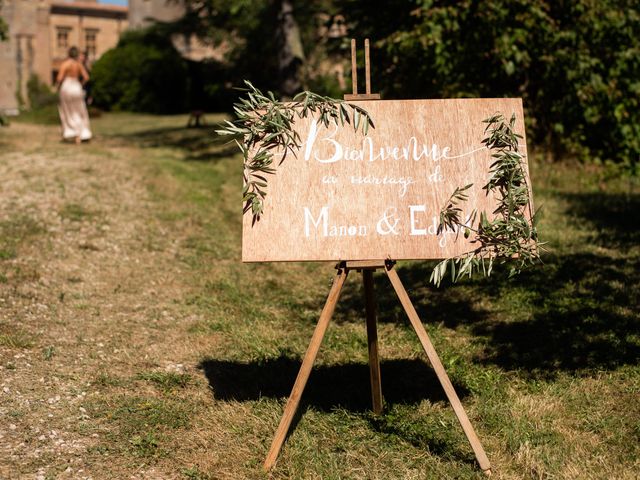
(344, 38, 380, 101)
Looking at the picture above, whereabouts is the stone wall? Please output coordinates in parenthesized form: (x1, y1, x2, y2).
(0, 0, 42, 113)
(128, 0, 183, 29)
(0, 0, 127, 114)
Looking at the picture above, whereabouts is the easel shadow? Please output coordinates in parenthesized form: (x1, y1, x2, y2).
(328, 246, 639, 379)
(200, 356, 469, 411)
(199, 356, 475, 462)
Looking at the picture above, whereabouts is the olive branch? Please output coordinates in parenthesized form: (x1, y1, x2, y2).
(216, 81, 373, 222)
(430, 113, 543, 287)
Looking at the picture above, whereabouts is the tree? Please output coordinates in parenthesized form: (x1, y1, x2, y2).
(167, 0, 335, 97)
(276, 0, 304, 96)
(339, 0, 640, 170)
(167, 0, 639, 169)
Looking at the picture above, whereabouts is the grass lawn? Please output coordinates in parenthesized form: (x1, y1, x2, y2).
(0, 111, 638, 479)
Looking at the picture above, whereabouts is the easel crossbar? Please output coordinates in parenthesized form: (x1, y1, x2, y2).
(263, 261, 491, 475)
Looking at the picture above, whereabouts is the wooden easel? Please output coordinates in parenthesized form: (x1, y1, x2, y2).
(263, 40, 491, 476)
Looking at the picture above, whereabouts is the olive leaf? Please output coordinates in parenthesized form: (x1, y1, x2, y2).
(217, 81, 374, 222)
(431, 113, 544, 287)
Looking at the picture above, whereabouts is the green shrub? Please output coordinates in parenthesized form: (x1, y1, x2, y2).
(185, 58, 236, 112)
(27, 74, 57, 110)
(91, 28, 188, 114)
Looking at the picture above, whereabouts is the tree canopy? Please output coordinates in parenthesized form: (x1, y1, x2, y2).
(91, 0, 640, 170)
(166, 0, 640, 170)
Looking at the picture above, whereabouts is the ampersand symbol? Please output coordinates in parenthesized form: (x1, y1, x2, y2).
(376, 207, 400, 235)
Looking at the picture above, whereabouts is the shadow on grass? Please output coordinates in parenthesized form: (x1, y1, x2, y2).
(199, 357, 467, 412)
(562, 191, 640, 248)
(467, 191, 640, 375)
(115, 124, 237, 162)
(200, 357, 477, 464)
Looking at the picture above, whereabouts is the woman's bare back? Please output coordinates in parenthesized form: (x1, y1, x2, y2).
(56, 59, 89, 86)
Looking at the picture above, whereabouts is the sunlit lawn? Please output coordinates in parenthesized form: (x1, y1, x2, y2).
(1, 110, 638, 479)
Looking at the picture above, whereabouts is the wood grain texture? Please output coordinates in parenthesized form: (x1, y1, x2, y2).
(344, 260, 385, 269)
(243, 98, 531, 263)
(343, 93, 381, 101)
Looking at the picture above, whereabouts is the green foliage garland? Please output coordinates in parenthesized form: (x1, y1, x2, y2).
(431, 113, 542, 287)
(217, 81, 373, 220)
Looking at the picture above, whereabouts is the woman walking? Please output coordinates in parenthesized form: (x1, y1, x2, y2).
(55, 46, 92, 143)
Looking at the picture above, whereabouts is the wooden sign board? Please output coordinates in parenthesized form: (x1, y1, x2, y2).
(242, 98, 531, 262)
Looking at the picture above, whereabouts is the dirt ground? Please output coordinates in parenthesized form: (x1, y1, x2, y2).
(0, 120, 211, 479)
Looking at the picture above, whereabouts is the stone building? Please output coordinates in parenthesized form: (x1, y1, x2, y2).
(0, 0, 128, 114)
(128, 0, 182, 29)
(128, 0, 222, 62)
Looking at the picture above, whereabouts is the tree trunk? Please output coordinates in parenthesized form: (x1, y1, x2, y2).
(276, 0, 304, 98)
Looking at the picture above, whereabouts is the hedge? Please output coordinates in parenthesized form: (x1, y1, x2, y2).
(91, 29, 188, 114)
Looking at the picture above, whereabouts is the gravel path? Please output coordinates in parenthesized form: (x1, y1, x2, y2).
(0, 122, 202, 479)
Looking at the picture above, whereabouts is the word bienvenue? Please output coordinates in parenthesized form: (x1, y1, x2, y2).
(304, 122, 452, 164)
(303, 206, 471, 248)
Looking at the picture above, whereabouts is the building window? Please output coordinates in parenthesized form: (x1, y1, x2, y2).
(85, 29, 98, 58)
(56, 27, 71, 49)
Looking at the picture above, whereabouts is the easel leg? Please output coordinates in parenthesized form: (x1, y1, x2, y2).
(263, 266, 349, 471)
(363, 269, 383, 414)
(385, 266, 492, 475)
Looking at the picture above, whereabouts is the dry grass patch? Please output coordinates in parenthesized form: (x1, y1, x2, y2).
(0, 322, 35, 349)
